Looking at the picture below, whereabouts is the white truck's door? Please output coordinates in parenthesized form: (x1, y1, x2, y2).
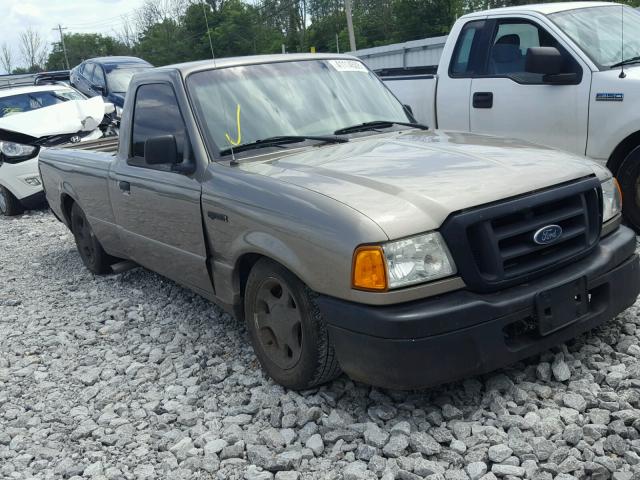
(435, 19, 488, 131)
(468, 16, 591, 155)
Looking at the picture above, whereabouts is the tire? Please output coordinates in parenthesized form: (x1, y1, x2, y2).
(0, 186, 24, 217)
(244, 259, 341, 389)
(70, 203, 113, 274)
(616, 146, 640, 232)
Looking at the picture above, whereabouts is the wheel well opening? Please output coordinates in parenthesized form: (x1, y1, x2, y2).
(608, 131, 640, 176)
(61, 194, 75, 226)
(237, 253, 264, 297)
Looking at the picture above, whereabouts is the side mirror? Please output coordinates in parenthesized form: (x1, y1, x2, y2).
(93, 85, 106, 96)
(145, 135, 178, 166)
(525, 47, 563, 75)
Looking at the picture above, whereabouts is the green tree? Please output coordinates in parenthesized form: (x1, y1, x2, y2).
(47, 33, 131, 70)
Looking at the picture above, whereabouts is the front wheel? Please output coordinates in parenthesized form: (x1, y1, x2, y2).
(0, 186, 24, 217)
(616, 146, 640, 231)
(70, 203, 114, 274)
(244, 259, 341, 389)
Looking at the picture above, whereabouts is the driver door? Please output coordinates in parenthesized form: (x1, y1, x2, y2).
(469, 17, 591, 155)
(109, 82, 213, 297)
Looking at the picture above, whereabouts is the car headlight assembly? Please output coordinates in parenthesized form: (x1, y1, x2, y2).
(352, 232, 456, 291)
(601, 177, 622, 223)
(0, 141, 38, 163)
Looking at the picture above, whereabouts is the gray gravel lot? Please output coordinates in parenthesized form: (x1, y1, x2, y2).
(2, 210, 640, 480)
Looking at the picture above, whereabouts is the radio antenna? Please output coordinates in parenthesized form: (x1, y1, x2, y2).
(620, 4, 626, 79)
(201, 0, 215, 63)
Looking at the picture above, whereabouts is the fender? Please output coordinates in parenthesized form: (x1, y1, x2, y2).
(213, 230, 313, 310)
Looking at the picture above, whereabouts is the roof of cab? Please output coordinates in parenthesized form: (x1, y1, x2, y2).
(156, 53, 359, 77)
(463, 1, 618, 18)
(84, 56, 152, 67)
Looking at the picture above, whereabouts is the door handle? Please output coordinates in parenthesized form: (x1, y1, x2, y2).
(473, 92, 493, 109)
(118, 180, 131, 193)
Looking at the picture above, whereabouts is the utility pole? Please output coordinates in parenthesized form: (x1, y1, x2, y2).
(54, 24, 70, 70)
(344, 0, 356, 52)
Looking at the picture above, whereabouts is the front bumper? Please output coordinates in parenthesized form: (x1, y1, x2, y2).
(0, 156, 43, 202)
(318, 226, 640, 390)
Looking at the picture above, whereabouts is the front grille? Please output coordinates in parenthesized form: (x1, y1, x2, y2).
(441, 177, 602, 292)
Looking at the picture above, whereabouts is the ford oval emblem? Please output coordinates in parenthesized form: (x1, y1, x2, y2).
(533, 225, 563, 245)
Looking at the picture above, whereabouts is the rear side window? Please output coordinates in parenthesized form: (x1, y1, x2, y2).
(92, 65, 106, 88)
(130, 83, 186, 164)
(450, 20, 485, 76)
(83, 63, 95, 81)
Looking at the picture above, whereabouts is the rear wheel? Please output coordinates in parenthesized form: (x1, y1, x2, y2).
(244, 259, 341, 389)
(0, 186, 24, 217)
(616, 146, 640, 231)
(70, 203, 113, 274)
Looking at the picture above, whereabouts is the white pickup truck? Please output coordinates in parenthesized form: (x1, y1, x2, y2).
(381, 2, 640, 228)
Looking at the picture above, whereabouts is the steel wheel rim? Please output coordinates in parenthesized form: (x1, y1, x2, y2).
(74, 213, 95, 265)
(0, 191, 7, 214)
(253, 277, 303, 370)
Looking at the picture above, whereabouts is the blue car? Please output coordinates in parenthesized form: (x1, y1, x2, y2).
(70, 56, 152, 118)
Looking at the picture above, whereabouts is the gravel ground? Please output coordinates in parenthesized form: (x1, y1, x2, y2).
(2, 210, 640, 480)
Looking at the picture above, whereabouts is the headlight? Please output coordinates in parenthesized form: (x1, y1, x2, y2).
(601, 177, 622, 223)
(352, 232, 456, 290)
(383, 232, 456, 288)
(0, 141, 38, 160)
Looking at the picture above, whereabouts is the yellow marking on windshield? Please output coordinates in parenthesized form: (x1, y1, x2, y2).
(225, 104, 242, 146)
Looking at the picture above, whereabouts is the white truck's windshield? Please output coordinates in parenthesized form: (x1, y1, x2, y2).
(187, 59, 410, 153)
(550, 5, 640, 69)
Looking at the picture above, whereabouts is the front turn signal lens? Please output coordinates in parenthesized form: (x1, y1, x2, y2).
(352, 246, 388, 291)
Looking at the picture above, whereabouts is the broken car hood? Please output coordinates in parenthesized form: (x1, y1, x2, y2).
(0, 96, 106, 140)
(242, 130, 605, 239)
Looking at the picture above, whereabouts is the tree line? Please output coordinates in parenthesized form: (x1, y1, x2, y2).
(2, 0, 640, 74)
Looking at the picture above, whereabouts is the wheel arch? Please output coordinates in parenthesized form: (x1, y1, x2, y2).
(607, 130, 640, 176)
(60, 193, 77, 227)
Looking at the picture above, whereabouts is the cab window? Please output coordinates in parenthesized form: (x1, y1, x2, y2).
(450, 20, 486, 76)
(130, 83, 187, 169)
(486, 19, 581, 83)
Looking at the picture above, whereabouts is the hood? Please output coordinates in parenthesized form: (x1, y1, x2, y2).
(0, 96, 107, 139)
(241, 130, 604, 239)
(107, 92, 125, 107)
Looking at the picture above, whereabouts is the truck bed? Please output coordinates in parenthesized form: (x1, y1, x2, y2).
(378, 67, 437, 128)
(62, 136, 119, 154)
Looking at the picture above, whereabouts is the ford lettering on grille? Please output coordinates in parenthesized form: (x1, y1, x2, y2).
(533, 225, 563, 245)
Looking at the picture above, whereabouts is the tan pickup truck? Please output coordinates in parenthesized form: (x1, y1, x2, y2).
(38, 53, 639, 390)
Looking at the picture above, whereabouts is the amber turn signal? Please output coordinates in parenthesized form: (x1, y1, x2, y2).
(614, 177, 623, 201)
(352, 246, 388, 291)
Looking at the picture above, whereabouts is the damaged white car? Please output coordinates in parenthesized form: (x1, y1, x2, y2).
(0, 84, 113, 216)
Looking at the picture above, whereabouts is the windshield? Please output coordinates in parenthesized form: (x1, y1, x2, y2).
(187, 59, 410, 154)
(550, 5, 640, 69)
(0, 89, 85, 118)
(107, 67, 147, 93)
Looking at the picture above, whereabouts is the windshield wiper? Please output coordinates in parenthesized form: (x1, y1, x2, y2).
(219, 135, 348, 156)
(610, 56, 640, 68)
(334, 120, 429, 135)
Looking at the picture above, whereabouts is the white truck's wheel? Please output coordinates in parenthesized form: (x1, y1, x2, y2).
(617, 146, 640, 232)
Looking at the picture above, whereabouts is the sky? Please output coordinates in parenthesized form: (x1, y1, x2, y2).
(2, 0, 148, 73)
